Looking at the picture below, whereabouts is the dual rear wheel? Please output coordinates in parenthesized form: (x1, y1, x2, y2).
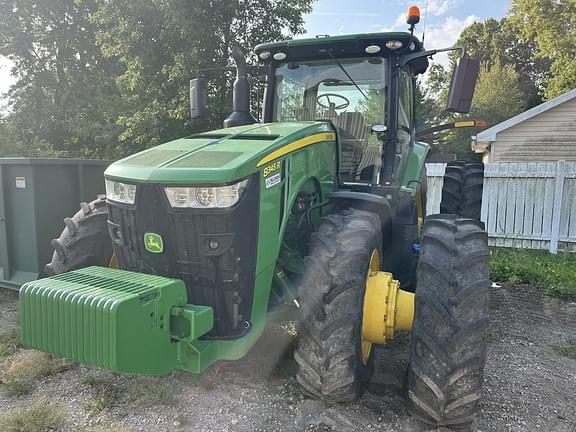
(295, 208, 490, 428)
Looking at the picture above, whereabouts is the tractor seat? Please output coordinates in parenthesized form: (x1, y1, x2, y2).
(334, 112, 370, 180)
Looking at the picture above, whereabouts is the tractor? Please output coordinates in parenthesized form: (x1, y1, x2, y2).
(19, 6, 490, 428)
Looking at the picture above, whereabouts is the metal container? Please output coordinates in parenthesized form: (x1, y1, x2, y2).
(0, 158, 110, 289)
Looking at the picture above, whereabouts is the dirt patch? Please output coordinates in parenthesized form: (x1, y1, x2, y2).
(0, 284, 575, 431)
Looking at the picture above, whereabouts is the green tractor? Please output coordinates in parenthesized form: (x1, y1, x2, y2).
(19, 8, 490, 428)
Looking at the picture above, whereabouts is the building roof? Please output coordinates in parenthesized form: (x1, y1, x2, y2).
(476, 87, 576, 144)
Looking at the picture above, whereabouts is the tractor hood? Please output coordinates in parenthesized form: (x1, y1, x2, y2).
(105, 122, 334, 184)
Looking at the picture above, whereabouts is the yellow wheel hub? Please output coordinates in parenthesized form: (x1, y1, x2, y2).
(361, 250, 415, 364)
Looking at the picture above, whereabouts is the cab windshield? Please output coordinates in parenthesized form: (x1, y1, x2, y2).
(273, 58, 387, 183)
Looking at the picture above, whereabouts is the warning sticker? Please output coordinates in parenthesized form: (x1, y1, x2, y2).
(15, 177, 26, 189)
(265, 173, 281, 189)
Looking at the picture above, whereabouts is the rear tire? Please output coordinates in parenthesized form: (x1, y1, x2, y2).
(407, 214, 490, 427)
(460, 163, 484, 220)
(440, 161, 484, 220)
(439, 163, 464, 215)
(45, 196, 113, 275)
(295, 208, 381, 402)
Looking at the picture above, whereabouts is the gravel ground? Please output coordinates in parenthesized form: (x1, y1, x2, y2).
(1, 283, 575, 432)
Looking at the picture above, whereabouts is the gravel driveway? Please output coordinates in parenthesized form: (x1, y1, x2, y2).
(0, 283, 575, 432)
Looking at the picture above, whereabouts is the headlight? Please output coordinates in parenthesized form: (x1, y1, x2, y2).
(105, 179, 137, 204)
(165, 179, 249, 208)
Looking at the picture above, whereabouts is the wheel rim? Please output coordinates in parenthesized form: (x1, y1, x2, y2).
(361, 249, 380, 364)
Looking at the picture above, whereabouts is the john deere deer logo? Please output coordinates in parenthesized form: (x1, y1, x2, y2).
(144, 232, 164, 253)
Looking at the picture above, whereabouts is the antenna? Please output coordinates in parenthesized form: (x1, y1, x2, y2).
(422, 0, 429, 44)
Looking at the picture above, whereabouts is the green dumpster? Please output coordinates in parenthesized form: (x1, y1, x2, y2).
(0, 158, 110, 290)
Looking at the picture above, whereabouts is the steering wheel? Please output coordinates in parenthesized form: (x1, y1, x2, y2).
(316, 93, 350, 110)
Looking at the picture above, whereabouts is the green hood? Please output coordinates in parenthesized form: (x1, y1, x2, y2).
(105, 122, 333, 184)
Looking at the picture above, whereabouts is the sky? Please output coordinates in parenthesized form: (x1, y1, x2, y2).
(0, 0, 510, 107)
(302, 0, 510, 66)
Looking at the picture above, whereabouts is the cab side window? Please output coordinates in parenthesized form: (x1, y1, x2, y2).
(397, 70, 414, 153)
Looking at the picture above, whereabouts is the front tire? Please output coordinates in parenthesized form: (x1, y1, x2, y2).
(295, 208, 381, 402)
(407, 214, 490, 427)
(45, 196, 113, 275)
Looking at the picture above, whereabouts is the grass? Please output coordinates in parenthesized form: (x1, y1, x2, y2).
(0, 400, 65, 432)
(82, 375, 124, 414)
(0, 350, 70, 396)
(0, 329, 21, 365)
(125, 376, 176, 407)
(556, 343, 576, 360)
(81, 426, 133, 432)
(83, 373, 176, 414)
(490, 248, 576, 301)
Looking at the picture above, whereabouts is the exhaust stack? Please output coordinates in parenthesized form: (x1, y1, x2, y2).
(223, 48, 258, 128)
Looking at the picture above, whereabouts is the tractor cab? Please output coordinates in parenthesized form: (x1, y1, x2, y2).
(256, 33, 428, 187)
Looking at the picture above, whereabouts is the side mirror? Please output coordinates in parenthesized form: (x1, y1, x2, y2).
(446, 57, 480, 114)
(190, 78, 206, 119)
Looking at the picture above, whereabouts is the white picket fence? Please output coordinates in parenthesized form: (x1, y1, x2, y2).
(425, 161, 576, 254)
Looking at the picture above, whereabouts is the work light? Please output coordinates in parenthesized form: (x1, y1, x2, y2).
(165, 179, 248, 208)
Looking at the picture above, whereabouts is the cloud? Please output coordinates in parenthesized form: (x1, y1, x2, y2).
(422, 15, 477, 67)
(419, 0, 461, 17)
(311, 12, 382, 17)
(381, 13, 408, 32)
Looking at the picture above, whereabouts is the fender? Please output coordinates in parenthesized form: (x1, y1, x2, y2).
(329, 191, 392, 230)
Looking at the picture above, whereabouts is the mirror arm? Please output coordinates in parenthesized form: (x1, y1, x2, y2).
(401, 45, 465, 67)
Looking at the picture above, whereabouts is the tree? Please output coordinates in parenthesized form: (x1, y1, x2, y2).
(456, 17, 549, 108)
(0, 0, 314, 158)
(422, 14, 552, 157)
(437, 62, 525, 158)
(512, 0, 576, 99)
(92, 0, 315, 155)
(0, 0, 122, 157)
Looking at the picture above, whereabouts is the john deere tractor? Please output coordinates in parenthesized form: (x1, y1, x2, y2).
(19, 7, 490, 428)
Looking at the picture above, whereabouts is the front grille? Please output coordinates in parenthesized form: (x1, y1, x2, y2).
(107, 175, 259, 338)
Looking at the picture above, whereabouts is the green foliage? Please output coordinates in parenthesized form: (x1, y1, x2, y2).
(426, 62, 525, 158)
(0, 0, 314, 158)
(491, 248, 576, 301)
(0, 401, 65, 432)
(422, 6, 576, 157)
(415, 81, 440, 131)
(91, 0, 314, 155)
(455, 18, 548, 108)
(0, 0, 123, 157)
(512, 0, 576, 99)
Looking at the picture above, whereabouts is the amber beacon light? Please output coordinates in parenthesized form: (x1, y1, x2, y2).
(406, 6, 421, 26)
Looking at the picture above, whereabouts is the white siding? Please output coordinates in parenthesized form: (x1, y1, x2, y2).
(491, 97, 576, 162)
